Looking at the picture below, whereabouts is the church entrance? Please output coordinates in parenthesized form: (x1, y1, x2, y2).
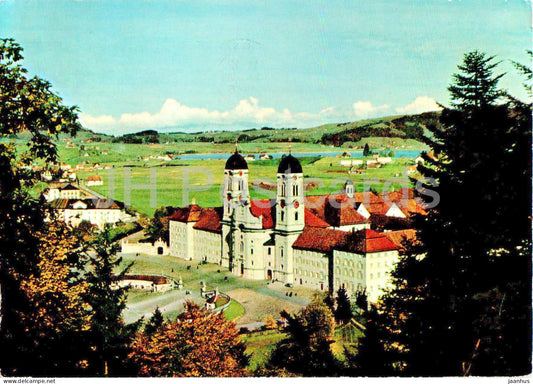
(157, 246, 163, 255)
(267, 269, 272, 280)
(240, 263, 244, 275)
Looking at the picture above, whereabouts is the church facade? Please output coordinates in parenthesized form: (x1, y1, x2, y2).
(169, 151, 416, 302)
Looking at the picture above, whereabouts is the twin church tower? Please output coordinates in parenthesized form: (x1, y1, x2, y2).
(221, 149, 305, 282)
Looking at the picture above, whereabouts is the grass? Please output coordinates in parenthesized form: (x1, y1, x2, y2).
(71, 154, 417, 216)
(241, 330, 287, 371)
(224, 299, 245, 321)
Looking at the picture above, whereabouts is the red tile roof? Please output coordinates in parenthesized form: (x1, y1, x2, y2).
(305, 194, 373, 227)
(293, 227, 349, 252)
(193, 207, 223, 233)
(351, 229, 398, 253)
(382, 188, 416, 203)
(250, 199, 275, 229)
(293, 227, 398, 254)
(169, 204, 203, 222)
(304, 209, 330, 228)
(385, 229, 418, 250)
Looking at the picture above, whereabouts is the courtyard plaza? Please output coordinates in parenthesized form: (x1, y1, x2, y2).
(119, 251, 318, 328)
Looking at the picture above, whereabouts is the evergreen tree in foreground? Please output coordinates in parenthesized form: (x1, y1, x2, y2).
(83, 228, 139, 376)
(354, 51, 531, 376)
(335, 287, 352, 324)
(267, 298, 339, 376)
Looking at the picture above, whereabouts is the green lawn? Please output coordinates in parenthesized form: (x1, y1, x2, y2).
(224, 300, 245, 321)
(241, 330, 287, 371)
(74, 154, 416, 216)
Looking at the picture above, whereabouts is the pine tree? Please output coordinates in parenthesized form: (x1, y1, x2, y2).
(357, 51, 531, 376)
(363, 143, 371, 157)
(334, 287, 352, 324)
(344, 305, 395, 376)
(144, 307, 164, 338)
(448, 50, 504, 110)
(267, 299, 339, 376)
(82, 228, 139, 376)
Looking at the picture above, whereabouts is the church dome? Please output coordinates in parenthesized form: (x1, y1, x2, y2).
(277, 154, 302, 174)
(225, 151, 248, 170)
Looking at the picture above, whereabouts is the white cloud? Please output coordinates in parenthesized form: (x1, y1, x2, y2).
(80, 97, 331, 135)
(352, 101, 390, 118)
(80, 96, 441, 135)
(395, 96, 441, 114)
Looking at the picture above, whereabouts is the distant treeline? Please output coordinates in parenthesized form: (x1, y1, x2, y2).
(106, 112, 440, 146)
(320, 113, 439, 146)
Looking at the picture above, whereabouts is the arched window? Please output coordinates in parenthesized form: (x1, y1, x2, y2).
(240, 241, 244, 252)
(280, 247, 284, 258)
(295, 212, 298, 221)
(281, 211, 285, 222)
(281, 183, 286, 196)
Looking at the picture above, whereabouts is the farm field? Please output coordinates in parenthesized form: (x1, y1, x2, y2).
(77, 154, 417, 216)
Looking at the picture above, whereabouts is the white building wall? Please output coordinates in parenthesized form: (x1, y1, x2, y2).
(364, 250, 399, 302)
(293, 248, 329, 291)
(169, 220, 192, 259)
(62, 208, 121, 229)
(193, 229, 222, 264)
(121, 238, 169, 256)
(332, 250, 366, 295)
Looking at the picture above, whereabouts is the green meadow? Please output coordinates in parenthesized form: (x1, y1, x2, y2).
(77, 155, 416, 216)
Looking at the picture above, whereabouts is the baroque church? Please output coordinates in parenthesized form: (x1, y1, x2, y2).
(169, 150, 418, 302)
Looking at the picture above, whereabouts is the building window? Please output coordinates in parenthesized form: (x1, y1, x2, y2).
(268, 248, 271, 255)
(295, 212, 298, 221)
(281, 211, 285, 222)
(251, 248, 254, 255)
(281, 248, 284, 258)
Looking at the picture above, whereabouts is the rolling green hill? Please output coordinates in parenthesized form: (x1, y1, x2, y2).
(92, 111, 439, 150)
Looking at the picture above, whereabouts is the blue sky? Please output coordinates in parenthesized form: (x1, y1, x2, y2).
(0, 0, 531, 134)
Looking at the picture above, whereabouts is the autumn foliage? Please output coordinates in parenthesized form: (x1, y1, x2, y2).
(129, 301, 248, 377)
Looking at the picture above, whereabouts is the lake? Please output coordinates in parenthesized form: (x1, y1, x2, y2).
(178, 149, 423, 160)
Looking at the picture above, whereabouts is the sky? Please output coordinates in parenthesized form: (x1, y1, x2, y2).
(0, 0, 531, 135)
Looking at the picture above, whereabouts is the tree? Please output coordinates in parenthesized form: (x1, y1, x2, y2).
(0, 38, 81, 376)
(344, 305, 395, 376)
(363, 143, 371, 157)
(7, 221, 92, 376)
(448, 50, 504, 110)
(129, 301, 248, 377)
(361, 51, 532, 375)
(146, 206, 175, 244)
(82, 228, 139, 376)
(511, 50, 532, 96)
(334, 287, 352, 324)
(267, 298, 339, 376)
(263, 314, 278, 330)
(144, 307, 165, 338)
